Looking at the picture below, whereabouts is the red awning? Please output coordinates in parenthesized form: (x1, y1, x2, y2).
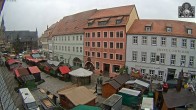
(59, 66, 70, 74)
(7, 59, 20, 65)
(28, 66, 41, 74)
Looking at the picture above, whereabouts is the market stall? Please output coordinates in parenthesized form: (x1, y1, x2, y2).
(69, 68, 92, 86)
(28, 66, 41, 82)
(57, 66, 71, 81)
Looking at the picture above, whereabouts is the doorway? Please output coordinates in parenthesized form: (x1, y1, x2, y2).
(103, 63, 110, 75)
(167, 68, 176, 81)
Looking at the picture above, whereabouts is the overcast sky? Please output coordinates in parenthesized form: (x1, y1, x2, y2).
(1, 0, 196, 37)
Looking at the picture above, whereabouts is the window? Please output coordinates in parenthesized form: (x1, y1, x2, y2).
(171, 38, 177, 47)
(104, 42, 107, 48)
(166, 27, 172, 32)
(103, 53, 107, 58)
(76, 47, 79, 52)
(190, 40, 195, 49)
(97, 32, 100, 37)
(92, 32, 95, 37)
(170, 54, 176, 65)
(65, 36, 66, 41)
(65, 46, 67, 51)
(160, 53, 165, 64)
(116, 54, 123, 60)
(158, 71, 164, 80)
(116, 19, 122, 24)
(145, 26, 151, 31)
(151, 37, 157, 45)
(68, 46, 70, 51)
(141, 69, 146, 75)
(113, 65, 120, 72)
(110, 32, 114, 37)
(161, 37, 166, 46)
(133, 36, 138, 44)
(142, 36, 147, 45)
(182, 39, 187, 48)
(97, 42, 101, 47)
(104, 32, 107, 38)
(98, 21, 107, 26)
(76, 36, 79, 41)
(59, 46, 61, 50)
(88, 52, 90, 56)
(120, 31, 123, 37)
(149, 70, 155, 76)
(189, 56, 194, 67)
(150, 53, 156, 63)
(80, 47, 82, 53)
(116, 43, 123, 49)
(73, 47, 75, 52)
(87, 42, 90, 47)
(180, 55, 186, 66)
(97, 52, 100, 58)
(85, 42, 88, 47)
(110, 54, 113, 59)
(62, 46, 64, 51)
(116, 32, 120, 37)
(96, 62, 99, 69)
(85, 51, 88, 56)
(73, 36, 75, 41)
(68, 36, 70, 41)
(80, 36, 82, 40)
(187, 29, 192, 34)
(92, 42, 95, 47)
(92, 52, 95, 57)
(132, 51, 137, 61)
(110, 42, 114, 48)
(141, 52, 147, 62)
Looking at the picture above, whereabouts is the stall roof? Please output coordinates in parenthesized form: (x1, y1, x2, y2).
(119, 88, 141, 96)
(21, 75, 35, 82)
(58, 86, 96, 106)
(103, 94, 122, 106)
(141, 97, 153, 110)
(134, 79, 150, 88)
(163, 89, 196, 108)
(15, 68, 30, 77)
(113, 74, 130, 85)
(47, 60, 61, 66)
(69, 68, 93, 77)
(31, 53, 41, 58)
(59, 66, 70, 74)
(7, 59, 20, 65)
(28, 66, 41, 74)
(104, 80, 121, 89)
(72, 105, 101, 110)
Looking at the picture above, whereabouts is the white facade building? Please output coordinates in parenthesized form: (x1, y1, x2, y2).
(52, 34, 84, 67)
(126, 19, 196, 82)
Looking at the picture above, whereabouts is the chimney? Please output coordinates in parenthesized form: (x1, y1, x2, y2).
(176, 69, 183, 92)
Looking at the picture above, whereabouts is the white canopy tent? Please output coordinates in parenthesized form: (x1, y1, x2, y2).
(69, 68, 93, 77)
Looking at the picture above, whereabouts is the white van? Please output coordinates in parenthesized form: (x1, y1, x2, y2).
(19, 88, 40, 110)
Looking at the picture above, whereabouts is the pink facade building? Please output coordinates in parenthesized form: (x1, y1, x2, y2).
(84, 5, 139, 76)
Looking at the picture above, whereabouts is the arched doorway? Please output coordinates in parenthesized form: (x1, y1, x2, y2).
(85, 62, 95, 71)
(73, 57, 82, 67)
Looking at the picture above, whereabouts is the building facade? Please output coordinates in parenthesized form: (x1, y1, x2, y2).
(84, 5, 139, 75)
(39, 23, 58, 58)
(51, 9, 97, 67)
(126, 19, 196, 82)
(5, 30, 38, 52)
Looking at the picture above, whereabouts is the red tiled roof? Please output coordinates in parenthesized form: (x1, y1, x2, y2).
(128, 19, 196, 38)
(90, 5, 135, 19)
(52, 9, 97, 36)
(28, 66, 41, 74)
(59, 66, 70, 75)
(14, 69, 20, 77)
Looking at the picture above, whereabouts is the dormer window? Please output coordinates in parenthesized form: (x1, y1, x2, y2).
(116, 16, 123, 24)
(145, 26, 151, 32)
(166, 27, 172, 32)
(98, 18, 110, 26)
(88, 19, 94, 26)
(145, 23, 152, 32)
(187, 29, 192, 34)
